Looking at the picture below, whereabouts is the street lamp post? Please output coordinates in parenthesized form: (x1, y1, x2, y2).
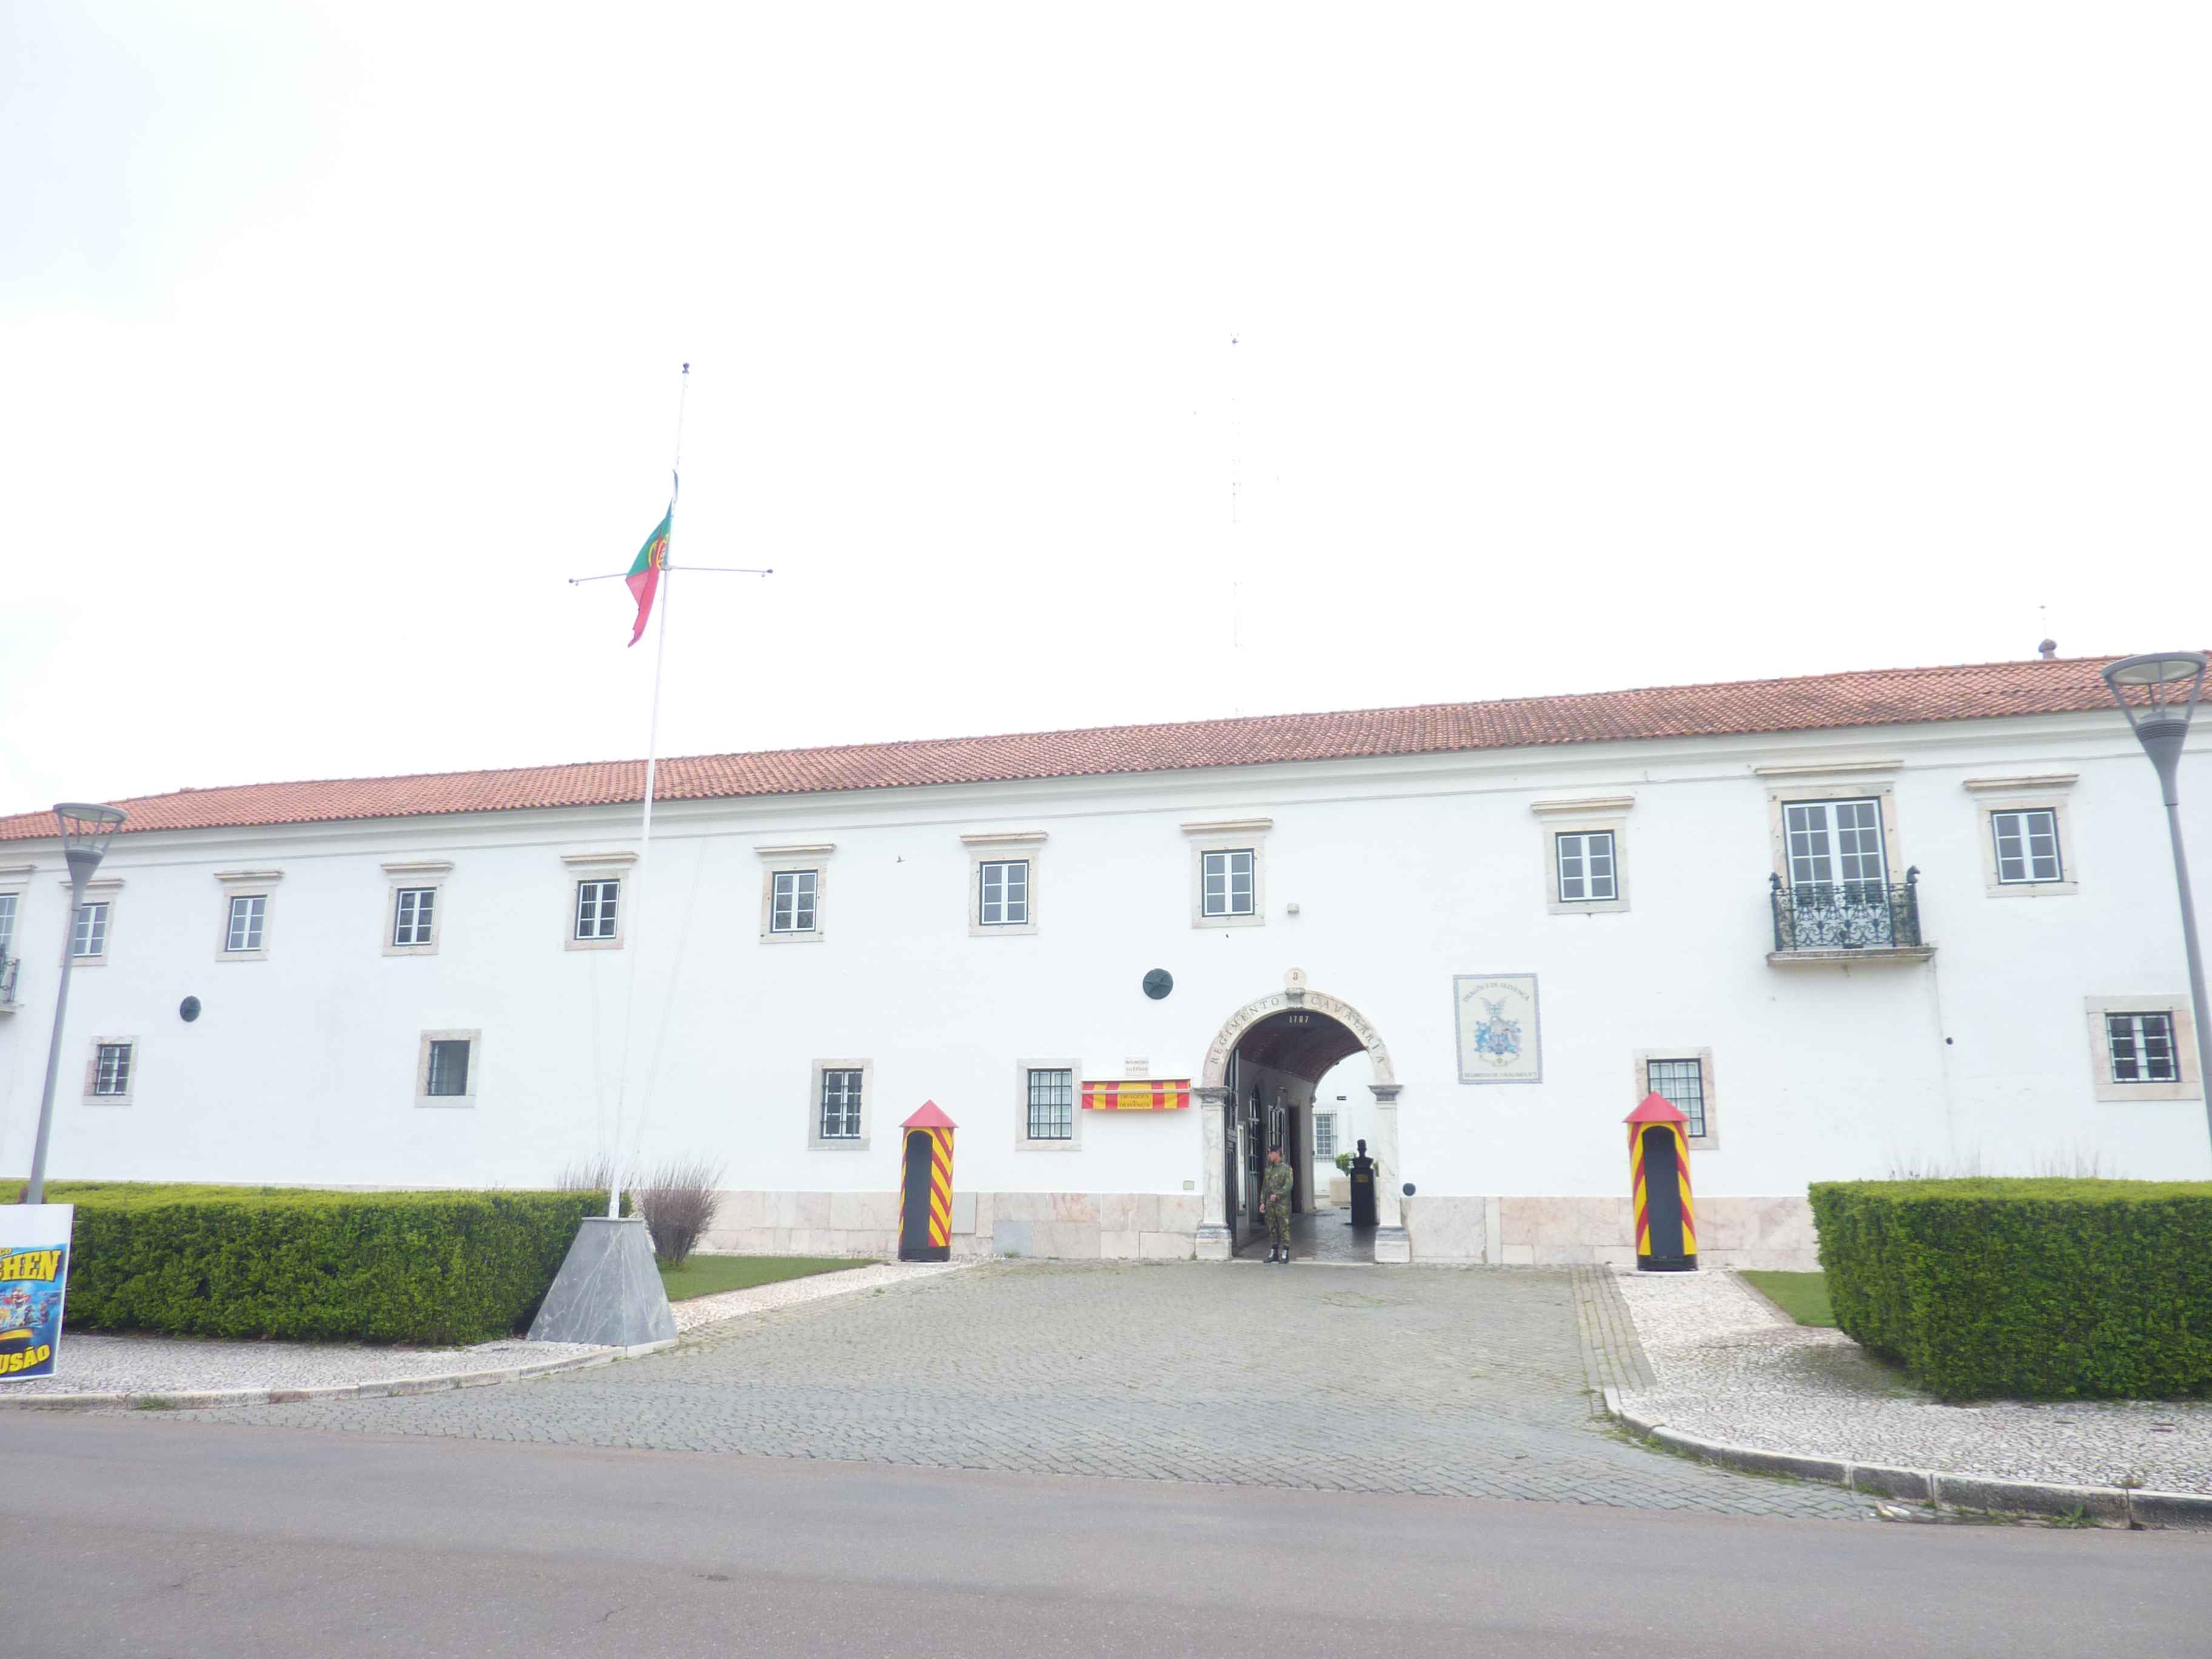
(25, 803, 127, 1205)
(2103, 652, 2212, 1158)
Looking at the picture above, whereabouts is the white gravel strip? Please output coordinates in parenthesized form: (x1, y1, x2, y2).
(670, 1259, 973, 1332)
(0, 1333, 612, 1399)
(1614, 1267, 2212, 1494)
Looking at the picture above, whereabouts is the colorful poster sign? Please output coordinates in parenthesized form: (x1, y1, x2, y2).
(1453, 974, 1543, 1084)
(1080, 1079, 1192, 1111)
(0, 1204, 73, 1382)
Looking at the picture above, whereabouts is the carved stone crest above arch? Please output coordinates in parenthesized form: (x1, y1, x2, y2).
(1201, 984, 1396, 1089)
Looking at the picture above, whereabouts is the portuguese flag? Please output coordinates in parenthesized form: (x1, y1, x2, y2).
(626, 508, 672, 646)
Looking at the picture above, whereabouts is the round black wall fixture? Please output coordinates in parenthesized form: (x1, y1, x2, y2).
(179, 996, 202, 1023)
(1402, 1182, 1416, 1198)
(1142, 968, 1173, 1000)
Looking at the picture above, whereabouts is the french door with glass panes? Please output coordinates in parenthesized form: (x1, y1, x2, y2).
(1783, 799, 1888, 895)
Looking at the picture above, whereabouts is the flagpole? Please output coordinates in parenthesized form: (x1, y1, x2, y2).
(608, 364, 689, 1221)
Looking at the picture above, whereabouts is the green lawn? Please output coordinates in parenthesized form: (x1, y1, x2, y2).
(657, 1255, 866, 1301)
(1738, 1269, 1835, 1328)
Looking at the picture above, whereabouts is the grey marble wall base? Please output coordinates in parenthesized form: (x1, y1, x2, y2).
(528, 1216, 677, 1347)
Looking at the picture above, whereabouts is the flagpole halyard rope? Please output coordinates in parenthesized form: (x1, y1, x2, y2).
(606, 364, 689, 1221)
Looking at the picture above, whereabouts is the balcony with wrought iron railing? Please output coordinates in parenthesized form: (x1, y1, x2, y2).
(1768, 870, 1934, 965)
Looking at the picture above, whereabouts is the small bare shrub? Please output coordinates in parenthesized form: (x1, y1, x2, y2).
(634, 1155, 727, 1267)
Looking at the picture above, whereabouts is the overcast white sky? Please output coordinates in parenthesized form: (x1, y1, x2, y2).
(4, 3, 2207, 811)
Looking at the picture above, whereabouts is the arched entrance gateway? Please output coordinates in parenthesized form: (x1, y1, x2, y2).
(1193, 974, 1410, 1264)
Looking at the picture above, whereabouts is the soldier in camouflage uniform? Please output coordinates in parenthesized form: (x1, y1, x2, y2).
(1261, 1148, 1296, 1263)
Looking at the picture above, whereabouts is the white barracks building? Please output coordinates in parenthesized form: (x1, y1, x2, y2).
(2, 655, 2207, 1269)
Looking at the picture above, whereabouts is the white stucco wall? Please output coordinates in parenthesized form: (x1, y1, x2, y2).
(1, 705, 2206, 1265)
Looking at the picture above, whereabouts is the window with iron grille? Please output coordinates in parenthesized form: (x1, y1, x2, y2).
(93, 1041, 132, 1098)
(575, 879, 620, 940)
(225, 894, 266, 953)
(1313, 1113, 1337, 1159)
(393, 888, 436, 947)
(1027, 1067, 1073, 1140)
(1645, 1057, 1708, 1140)
(979, 860, 1030, 927)
(1201, 849, 1256, 917)
(820, 1067, 863, 1139)
(1991, 809, 2063, 885)
(426, 1038, 471, 1098)
(72, 902, 109, 959)
(773, 870, 819, 933)
(2106, 1012, 2179, 1084)
(1555, 831, 1617, 903)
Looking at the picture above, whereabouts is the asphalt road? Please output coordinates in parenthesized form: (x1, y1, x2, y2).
(4, 1416, 2204, 1658)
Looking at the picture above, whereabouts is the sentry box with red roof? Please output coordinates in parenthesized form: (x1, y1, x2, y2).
(1626, 1092, 1698, 1272)
(898, 1102, 957, 1262)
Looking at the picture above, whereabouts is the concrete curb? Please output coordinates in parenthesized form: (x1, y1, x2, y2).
(0, 1338, 677, 1413)
(1600, 1386, 2212, 1530)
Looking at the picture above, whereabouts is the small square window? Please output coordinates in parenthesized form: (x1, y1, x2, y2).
(575, 879, 620, 940)
(93, 1041, 132, 1098)
(225, 894, 267, 953)
(1646, 1057, 1708, 1150)
(1556, 831, 1617, 903)
(1992, 809, 2063, 885)
(72, 902, 109, 959)
(1027, 1067, 1073, 1141)
(426, 1039, 471, 1096)
(393, 888, 437, 948)
(980, 860, 1030, 927)
(773, 870, 819, 934)
(1201, 849, 1256, 918)
(820, 1067, 863, 1139)
(2106, 1012, 2178, 1084)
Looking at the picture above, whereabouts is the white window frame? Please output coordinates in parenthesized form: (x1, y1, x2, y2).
(809, 1057, 872, 1150)
(1184, 819, 1270, 929)
(214, 870, 281, 962)
(1016, 1056, 1082, 1151)
(1313, 1111, 1338, 1160)
(62, 877, 121, 967)
(84, 1036, 136, 1104)
(1758, 768, 1905, 894)
(965, 831, 1044, 937)
(1634, 1047, 1718, 1150)
(561, 851, 636, 951)
(758, 845, 832, 943)
(2085, 996, 2201, 1103)
(416, 1028, 481, 1107)
(1965, 777, 2080, 898)
(383, 862, 452, 957)
(0, 866, 30, 993)
(1532, 797, 1632, 915)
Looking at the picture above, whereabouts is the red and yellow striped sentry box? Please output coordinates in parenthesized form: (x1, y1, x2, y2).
(1626, 1091, 1697, 1271)
(1080, 1079, 1192, 1111)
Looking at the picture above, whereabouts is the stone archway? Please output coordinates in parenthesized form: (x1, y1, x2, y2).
(1194, 974, 1408, 1263)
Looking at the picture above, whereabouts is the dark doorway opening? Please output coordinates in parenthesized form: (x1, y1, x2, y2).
(1226, 1007, 1370, 1261)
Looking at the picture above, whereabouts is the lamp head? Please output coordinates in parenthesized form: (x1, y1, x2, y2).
(2104, 653, 2207, 802)
(53, 802, 126, 885)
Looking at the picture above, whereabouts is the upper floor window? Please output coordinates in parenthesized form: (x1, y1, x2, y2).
(393, 888, 437, 948)
(1991, 809, 2063, 885)
(773, 870, 819, 934)
(1784, 798, 1887, 891)
(1555, 831, 1617, 903)
(1201, 849, 1256, 918)
(575, 879, 620, 941)
(0, 892, 18, 960)
(225, 894, 267, 953)
(2106, 1012, 2177, 1085)
(979, 860, 1030, 927)
(72, 902, 109, 959)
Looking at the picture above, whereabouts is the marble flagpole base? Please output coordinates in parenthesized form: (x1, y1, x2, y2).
(528, 1216, 677, 1347)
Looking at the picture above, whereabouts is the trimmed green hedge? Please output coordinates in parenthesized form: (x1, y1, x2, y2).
(33, 1182, 609, 1346)
(1810, 1178, 2212, 1401)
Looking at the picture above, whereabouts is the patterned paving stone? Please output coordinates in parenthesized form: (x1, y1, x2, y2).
(175, 1262, 1866, 1518)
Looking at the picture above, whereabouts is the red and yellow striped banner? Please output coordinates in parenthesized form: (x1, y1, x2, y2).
(1080, 1079, 1191, 1111)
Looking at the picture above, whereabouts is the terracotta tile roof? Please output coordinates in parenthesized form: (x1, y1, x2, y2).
(0, 655, 2143, 843)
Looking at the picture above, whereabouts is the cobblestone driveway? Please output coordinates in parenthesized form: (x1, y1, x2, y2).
(179, 1262, 1863, 1518)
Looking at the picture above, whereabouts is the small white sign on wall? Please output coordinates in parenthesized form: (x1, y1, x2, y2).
(1454, 974, 1542, 1084)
